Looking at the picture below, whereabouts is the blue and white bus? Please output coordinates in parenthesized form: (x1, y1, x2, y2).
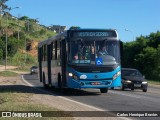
(38, 28, 121, 93)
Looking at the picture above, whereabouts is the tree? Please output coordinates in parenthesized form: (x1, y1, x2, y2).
(134, 47, 159, 80)
(0, 0, 9, 11)
(122, 31, 160, 80)
(0, 49, 3, 59)
(0, 38, 5, 59)
(19, 16, 29, 21)
(7, 37, 20, 57)
(147, 31, 160, 48)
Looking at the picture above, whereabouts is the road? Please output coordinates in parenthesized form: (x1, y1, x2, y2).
(23, 74, 160, 119)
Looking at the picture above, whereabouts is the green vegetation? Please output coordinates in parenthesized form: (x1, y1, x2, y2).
(148, 80, 160, 85)
(122, 31, 160, 81)
(0, 0, 56, 68)
(0, 92, 73, 120)
(0, 14, 56, 66)
(0, 71, 18, 77)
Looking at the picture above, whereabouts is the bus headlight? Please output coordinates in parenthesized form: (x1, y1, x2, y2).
(113, 71, 121, 80)
(69, 73, 73, 77)
(68, 73, 79, 80)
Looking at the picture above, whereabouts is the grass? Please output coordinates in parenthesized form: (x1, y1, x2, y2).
(12, 66, 31, 72)
(0, 71, 19, 77)
(148, 80, 160, 85)
(0, 92, 73, 120)
(1, 15, 56, 42)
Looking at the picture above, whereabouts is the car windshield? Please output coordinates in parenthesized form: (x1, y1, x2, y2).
(122, 69, 143, 77)
(32, 66, 37, 69)
(68, 39, 120, 65)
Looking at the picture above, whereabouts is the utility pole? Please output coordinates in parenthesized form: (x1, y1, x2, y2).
(5, 12, 8, 70)
(4, 7, 20, 70)
(25, 20, 29, 63)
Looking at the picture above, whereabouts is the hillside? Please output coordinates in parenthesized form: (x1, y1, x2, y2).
(0, 14, 57, 66)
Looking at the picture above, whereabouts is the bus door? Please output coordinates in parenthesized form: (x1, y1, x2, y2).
(61, 39, 67, 87)
(38, 47, 42, 82)
(47, 44, 52, 86)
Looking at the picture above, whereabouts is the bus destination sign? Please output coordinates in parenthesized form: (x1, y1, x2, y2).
(71, 31, 116, 37)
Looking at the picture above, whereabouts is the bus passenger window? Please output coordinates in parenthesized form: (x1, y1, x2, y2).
(52, 43, 55, 60)
(44, 45, 47, 61)
(55, 41, 57, 60)
(57, 42, 60, 60)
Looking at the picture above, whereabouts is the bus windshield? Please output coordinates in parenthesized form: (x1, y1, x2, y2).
(68, 39, 120, 65)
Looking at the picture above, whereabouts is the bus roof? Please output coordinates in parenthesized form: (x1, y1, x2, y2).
(38, 28, 118, 48)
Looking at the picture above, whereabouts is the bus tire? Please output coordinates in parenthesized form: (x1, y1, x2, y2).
(58, 74, 62, 89)
(100, 88, 108, 93)
(58, 74, 68, 94)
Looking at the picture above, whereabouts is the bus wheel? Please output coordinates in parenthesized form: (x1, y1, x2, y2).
(58, 74, 62, 89)
(100, 88, 108, 93)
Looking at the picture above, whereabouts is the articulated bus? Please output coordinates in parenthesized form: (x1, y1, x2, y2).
(38, 28, 121, 93)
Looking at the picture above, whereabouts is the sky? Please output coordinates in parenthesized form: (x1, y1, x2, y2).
(6, 0, 160, 42)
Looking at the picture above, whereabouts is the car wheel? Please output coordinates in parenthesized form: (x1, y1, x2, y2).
(100, 88, 108, 93)
(143, 89, 147, 92)
(131, 87, 134, 90)
(121, 85, 125, 91)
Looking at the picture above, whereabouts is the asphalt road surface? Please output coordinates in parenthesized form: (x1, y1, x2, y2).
(23, 74, 160, 119)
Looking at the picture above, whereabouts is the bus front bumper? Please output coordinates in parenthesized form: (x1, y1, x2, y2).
(67, 78, 121, 89)
(79, 80, 112, 88)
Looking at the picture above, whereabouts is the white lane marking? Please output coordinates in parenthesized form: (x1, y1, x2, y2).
(22, 75, 34, 86)
(21, 75, 131, 120)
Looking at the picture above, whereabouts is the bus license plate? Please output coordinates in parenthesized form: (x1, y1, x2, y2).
(91, 82, 101, 85)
